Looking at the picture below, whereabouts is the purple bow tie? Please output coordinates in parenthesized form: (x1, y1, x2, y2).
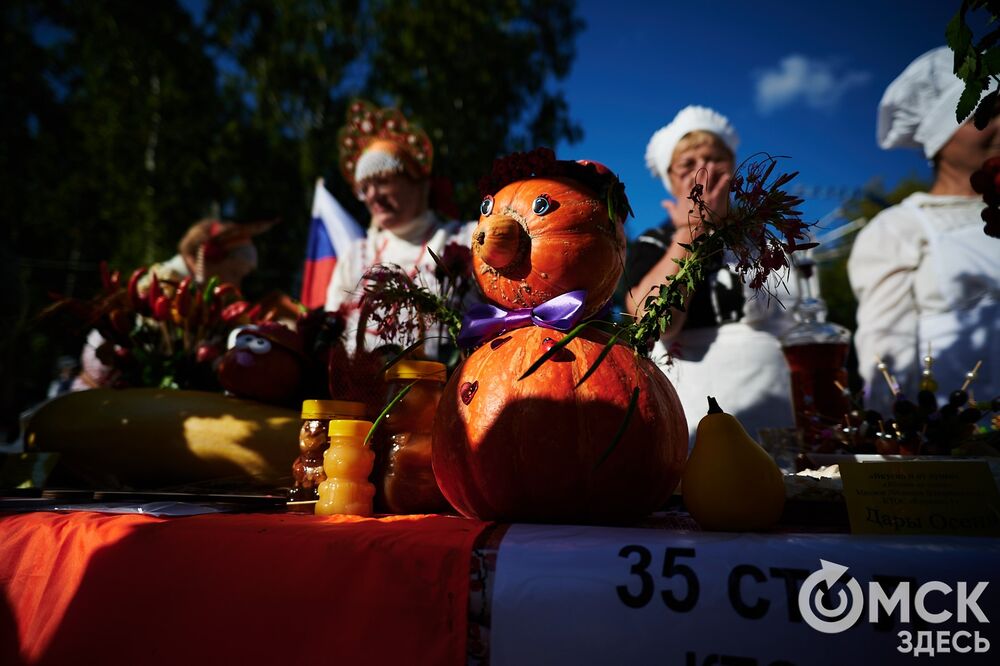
(457, 290, 588, 348)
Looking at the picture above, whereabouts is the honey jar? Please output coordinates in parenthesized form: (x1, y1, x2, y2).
(290, 399, 367, 505)
(315, 419, 376, 516)
(379, 360, 450, 514)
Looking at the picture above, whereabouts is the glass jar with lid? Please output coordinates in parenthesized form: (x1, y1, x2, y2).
(290, 399, 367, 505)
(379, 360, 450, 514)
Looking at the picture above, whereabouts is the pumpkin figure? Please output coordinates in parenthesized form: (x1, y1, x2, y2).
(217, 322, 305, 406)
(431, 326, 688, 523)
(472, 151, 629, 319)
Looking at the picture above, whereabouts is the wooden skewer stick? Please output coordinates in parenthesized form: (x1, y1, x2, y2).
(874, 356, 899, 396)
(960, 360, 983, 392)
(841, 413, 854, 434)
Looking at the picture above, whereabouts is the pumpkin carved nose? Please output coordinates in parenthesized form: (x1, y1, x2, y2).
(473, 215, 523, 270)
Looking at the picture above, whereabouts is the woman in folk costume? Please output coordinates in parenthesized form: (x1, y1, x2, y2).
(849, 47, 1000, 415)
(324, 100, 476, 355)
(625, 105, 798, 444)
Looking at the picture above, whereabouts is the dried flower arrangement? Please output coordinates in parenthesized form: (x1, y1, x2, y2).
(355, 242, 474, 356)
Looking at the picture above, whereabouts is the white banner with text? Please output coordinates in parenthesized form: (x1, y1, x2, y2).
(491, 525, 999, 665)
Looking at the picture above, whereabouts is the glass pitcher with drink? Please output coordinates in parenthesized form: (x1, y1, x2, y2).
(781, 257, 852, 446)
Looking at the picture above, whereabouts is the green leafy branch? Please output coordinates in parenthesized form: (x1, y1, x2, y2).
(947, 0, 1000, 128)
(626, 234, 710, 350)
(625, 154, 814, 352)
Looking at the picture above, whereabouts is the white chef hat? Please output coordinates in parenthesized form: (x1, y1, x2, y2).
(645, 105, 740, 194)
(878, 46, 996, 160)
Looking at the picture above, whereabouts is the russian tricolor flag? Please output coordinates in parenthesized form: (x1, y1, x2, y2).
(300, 179, 364, 309)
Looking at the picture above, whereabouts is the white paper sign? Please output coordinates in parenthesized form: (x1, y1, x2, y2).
(491, 524, 1000, 666)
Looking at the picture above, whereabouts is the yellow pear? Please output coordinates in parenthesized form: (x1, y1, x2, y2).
(682, 397, 785, 531)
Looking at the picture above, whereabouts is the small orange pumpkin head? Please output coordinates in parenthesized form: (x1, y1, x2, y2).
(473, 149, 631, 319)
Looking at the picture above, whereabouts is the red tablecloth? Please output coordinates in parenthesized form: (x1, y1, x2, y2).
(0, 511, 489, 666)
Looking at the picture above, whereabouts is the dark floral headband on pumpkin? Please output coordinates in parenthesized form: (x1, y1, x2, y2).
(477, 147, 634, 225)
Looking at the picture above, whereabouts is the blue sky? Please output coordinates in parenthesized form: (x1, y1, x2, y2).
(558, 0, 962, 239)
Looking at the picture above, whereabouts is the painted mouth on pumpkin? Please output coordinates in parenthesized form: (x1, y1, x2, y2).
(234, 349, 257, 367)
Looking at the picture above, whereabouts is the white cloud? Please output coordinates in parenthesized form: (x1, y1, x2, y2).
(754, 55, 871, 115)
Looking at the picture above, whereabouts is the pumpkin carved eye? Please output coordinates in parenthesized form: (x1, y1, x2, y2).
(532, 194, 552, 215)
(480, 195, 494, 216)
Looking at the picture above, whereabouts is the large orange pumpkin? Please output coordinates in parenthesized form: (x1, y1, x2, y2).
(431, 326, 688, 523)
(473, 165, 627, 320)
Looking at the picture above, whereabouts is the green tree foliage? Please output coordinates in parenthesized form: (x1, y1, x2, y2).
(41, 3, 219, 268)
(362, 0, 583, 207)
(1, 0, 583, 434)
(946, 0, 1000, 128)
(3, 1, 224, 432)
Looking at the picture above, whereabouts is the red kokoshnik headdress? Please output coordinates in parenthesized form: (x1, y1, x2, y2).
(338, 100, 434, 191)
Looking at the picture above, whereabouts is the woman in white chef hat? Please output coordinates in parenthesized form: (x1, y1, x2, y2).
(848, 47, 1000, 415)
(626, 105, 798, 445)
